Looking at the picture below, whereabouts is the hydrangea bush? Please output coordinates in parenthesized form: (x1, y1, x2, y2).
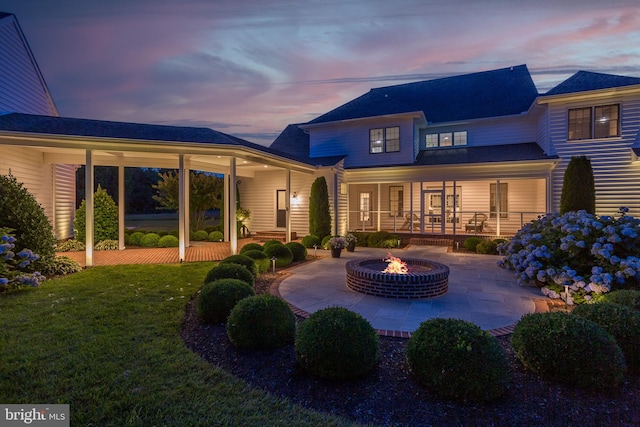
(498, 208, 640, 304)
(1, 230, 46, 291)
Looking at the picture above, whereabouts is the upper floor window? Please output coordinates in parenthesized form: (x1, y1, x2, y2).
(568, 104, 619, 140)
(370, 126, 400, 153)
(425, 131, 467, 148)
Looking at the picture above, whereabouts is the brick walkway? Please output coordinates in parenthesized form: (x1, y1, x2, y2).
(59, 241, 255, 267)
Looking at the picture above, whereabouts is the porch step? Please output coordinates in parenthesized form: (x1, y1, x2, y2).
(253, 231, 297, 242)
(408, 237, 454, 247)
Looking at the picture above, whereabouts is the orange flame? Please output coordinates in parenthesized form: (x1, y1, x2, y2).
(382, 253, 408, 274)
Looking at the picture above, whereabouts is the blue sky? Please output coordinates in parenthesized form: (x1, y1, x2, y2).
(2, 0, 640, 145)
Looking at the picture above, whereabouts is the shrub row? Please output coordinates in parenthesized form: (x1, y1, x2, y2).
(463, 237, 506, 254)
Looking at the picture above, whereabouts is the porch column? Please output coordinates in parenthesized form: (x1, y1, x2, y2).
(452, 180, 457, 236)
(409, 181, 414, 233)
(285, 169, 291, 243)
(184, 158, 190, 248)
(178, 154, 186, 262)
(377, 183, 381, 232)
(85, 150, 94, 267)
(223, 173, 229, 241)
(229, 157, 237, 255)
(118, 163, 125, 250)
(496, 179, 501, 236)
(332, 169, 339, 236)
(441, 181, 446, 234)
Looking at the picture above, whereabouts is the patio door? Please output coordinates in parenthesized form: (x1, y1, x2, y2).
(422, 190, 445, 233)
(276, 190, 287, 228)
(358, 191, 373, 229)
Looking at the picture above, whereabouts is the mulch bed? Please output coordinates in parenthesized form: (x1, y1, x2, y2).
(181, 269, 640, 426)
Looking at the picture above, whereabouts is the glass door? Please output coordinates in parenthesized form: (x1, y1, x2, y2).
(422, 190, 445, 234)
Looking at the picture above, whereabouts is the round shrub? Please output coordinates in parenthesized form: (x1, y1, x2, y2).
(285, 242, 307, 262)
(208, 231, 224, 242)
(0, 173, 56, 269)
(158, 235, 179, 248)
(263, 244, 293, 268)
(320, 235, 332, 249)
(219, 254, 258, 277)
(572, 302, 640, 373)
(226, 294, 295, 349)
(301, 235, 321, 248)
(600, 290, 640, 311)
(140, 232, 161, 248)
(262, 239, 284, 251)
(42, 255, 82, 276)
(511, 312, 626, 389)
(295, 307, 379, 380)
(476, 240, 498, 254)
(196, 278, 255, 324)
(193, 230, 209, 241)
(242, 250, 271, 275)
(463, 237, 483, 252)
(381, 238, 400, 248)
(367, 231, 398, 248)
(240, 243, 263, 254)
(204, 263, 254, 287)
(407, 318, 510, 402)
(128, 231, 145, 246)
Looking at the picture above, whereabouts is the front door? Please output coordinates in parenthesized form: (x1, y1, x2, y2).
(276, 190, 287, 228)
(422, 190, 445, 233)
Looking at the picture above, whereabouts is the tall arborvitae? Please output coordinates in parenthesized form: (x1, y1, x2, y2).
(560, 156, 596, 214)
(309, 176, 331, 239)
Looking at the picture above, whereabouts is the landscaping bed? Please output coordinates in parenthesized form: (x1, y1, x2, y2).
(182, 273, 640, 426)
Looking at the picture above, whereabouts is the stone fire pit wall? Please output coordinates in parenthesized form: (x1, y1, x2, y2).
(345, 258, 449, 299)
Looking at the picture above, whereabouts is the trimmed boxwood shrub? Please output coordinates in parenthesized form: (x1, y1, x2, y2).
(407, 318, 510, 402)
(262, 239, 284, 251)
(208, 231, 224, 242)
(196, 278, 255, 324)
(219, 254, 258, 277)
(367, 231, 399, 248)
(511, 312, 626, 389)
(321, 235, 332, 249)
(240, 243, 263, 254)
(226, 294, 296, 349)
(158, 235, 179, 248)
(572, 302, 640, 373)
(295, 307, 379, 380)
(193, 230, 209, 241)
(351, 231, 370, 247)
(241, 250, 271, 275)
(128, 231, 145, 246)
(476, 240, 498, 254)
(263, 244, 293, 268)
(301, 235, 321, 249)
(204, 263, 254, 287)
(600, 289, 640, 311)
(285, 242, 307, 262)
(140, 232, 161, 248)
(463, 237, 483, 252)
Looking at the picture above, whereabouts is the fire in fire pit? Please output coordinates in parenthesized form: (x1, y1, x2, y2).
(382, 253, 408, 274)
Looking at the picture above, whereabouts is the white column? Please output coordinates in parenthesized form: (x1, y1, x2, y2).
(85, 150, 94, 267)
(178, 155, 185, 262)
(223, 173, 229, 241)
(452, 180, 457, 236)
(184, 159, 190, 248)
(118, 164, 125, 250)
(496, 179, 501, 236)
(285, 169, 291, 243)
(229, 157, 237, 255)
(377, 183, 381, 232)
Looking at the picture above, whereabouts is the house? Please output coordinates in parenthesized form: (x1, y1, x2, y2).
(1, 11, 640, 265)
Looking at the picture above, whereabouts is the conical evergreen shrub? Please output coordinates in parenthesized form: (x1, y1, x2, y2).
(560, 156, 595, 214)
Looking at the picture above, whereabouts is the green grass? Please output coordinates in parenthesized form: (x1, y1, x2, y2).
(0, 263, 355, 426)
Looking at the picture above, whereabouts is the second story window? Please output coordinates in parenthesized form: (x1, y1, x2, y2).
(568, 104, 619, 140)
(425, 131, 467, 148)
(370, 126, 400, 153)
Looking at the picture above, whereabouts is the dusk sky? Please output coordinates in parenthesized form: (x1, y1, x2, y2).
(2, 0, 640, 145)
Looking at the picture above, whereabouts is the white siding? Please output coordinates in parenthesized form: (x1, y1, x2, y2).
(0, 15, 57, 115)
(548, 95, 640, 216)
(54, 164, 76, 239)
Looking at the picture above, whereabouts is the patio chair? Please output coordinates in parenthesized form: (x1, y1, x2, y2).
(465, 213, 488, 233)
(401, 213, 421, 230)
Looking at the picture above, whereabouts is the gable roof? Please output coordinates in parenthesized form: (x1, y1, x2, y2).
(269, 123, 344, 166)
(544, 71, 640, 96)
(308, 65, 538, 125)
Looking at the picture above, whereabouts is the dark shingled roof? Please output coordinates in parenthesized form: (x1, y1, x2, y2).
(544, 71, 640, 96)
(413, 142, 557, 166)
(308, 65, 538, 125)
(269, 123, 344, 166)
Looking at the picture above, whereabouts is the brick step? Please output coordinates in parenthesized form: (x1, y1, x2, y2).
(408, 237, 453, 247)
(253, 231, 297, 242)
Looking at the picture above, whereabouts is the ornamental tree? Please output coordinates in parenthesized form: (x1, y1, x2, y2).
(74, 185, 119, 244)
(560, 156, 596, 214)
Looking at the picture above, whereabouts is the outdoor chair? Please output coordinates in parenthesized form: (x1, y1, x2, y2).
(401, 213, 421, 230)
(465, 213, 488, 233)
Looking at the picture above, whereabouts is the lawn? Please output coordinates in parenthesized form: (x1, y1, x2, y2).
(0, 263, 354, 426)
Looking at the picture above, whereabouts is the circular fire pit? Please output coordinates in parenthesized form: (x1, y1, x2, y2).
(345, 257, 449, 299)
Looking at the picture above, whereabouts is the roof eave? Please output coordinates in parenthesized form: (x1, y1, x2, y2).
(300, 111, 425, 130)
(538, 84, 640, 104)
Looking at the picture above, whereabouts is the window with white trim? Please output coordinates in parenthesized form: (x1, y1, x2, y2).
(425, 131, 467, 148)
(568, 104, 619, 140)
(490, 183, 508, 219)
(370, 126, 400, 153)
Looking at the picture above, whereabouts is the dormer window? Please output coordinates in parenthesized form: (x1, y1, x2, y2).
(370, 126, 400, 153)
(568, 104, 619, 140)
(426, 131, 467, 148)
